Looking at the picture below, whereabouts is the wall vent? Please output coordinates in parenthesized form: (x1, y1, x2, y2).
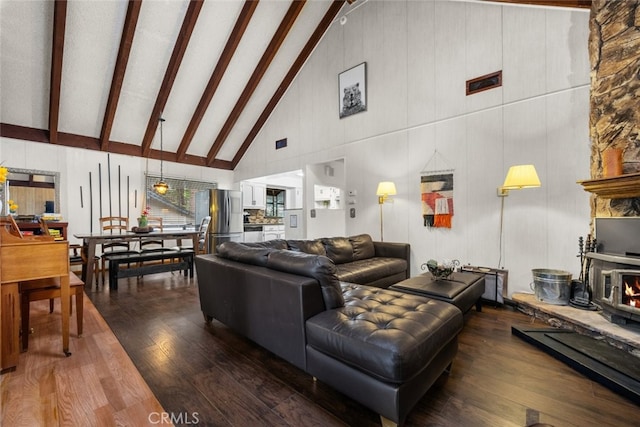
(466, 71, 502, 96)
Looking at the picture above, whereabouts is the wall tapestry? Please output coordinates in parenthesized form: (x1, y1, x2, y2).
(421, 172, 454, 228)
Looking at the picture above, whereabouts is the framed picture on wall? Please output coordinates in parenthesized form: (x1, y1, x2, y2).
(339, 62, 367, 118)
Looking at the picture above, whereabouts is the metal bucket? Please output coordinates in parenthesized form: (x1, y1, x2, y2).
(531, 269, 572, 305)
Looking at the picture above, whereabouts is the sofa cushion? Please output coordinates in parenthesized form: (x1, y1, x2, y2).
(287, 239, 327, 256)
(266, 250, 344, 309)
(336, 257, 407, 285)
(349, 234, 375, 260)
(306, 284, 463, 383)
(244, 239, 288, 250)
(216, 241, 273, 267)
(322, 237, 353, 264)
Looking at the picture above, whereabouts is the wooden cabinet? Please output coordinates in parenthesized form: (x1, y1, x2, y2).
(0, 228, 71, 372)
(1, 282, 19, 371)
(16, 221, 68, 240)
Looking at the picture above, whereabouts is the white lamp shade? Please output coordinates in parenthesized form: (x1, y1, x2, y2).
(376, 181, 397, 196)
(502, 165, 540, 190)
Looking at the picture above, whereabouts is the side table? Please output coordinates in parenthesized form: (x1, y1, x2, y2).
(389, 271, 485, 314)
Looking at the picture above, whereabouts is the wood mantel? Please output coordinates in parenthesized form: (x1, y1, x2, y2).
(577, 172, 640, 199)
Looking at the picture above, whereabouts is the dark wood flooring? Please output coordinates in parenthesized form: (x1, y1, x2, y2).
(85, 272, 638, 427)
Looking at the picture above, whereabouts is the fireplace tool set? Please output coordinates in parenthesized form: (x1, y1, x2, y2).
(570, 235, 598, 310)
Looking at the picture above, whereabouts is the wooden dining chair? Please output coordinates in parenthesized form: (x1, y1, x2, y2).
(20, 272, 84, 352)
(99, 216, 138, 285)
(139, 216, 167, 253)
(39, 217, 98, 286)
(197, 216, 211, 254)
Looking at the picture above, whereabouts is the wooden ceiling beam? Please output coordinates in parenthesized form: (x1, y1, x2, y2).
(176, 0, 259, 162)
(100, 0, 142, 152)
(232, 0, 346, 168)
(0, 123, 233, 170)
(48, 0, 67, 146)
(206, 0, 307, 166)
(140, 0, 204, 158)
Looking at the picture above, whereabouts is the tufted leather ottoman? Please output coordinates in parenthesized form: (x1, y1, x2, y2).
(390, 271, 485, 314)
(305, 283, 463, 424)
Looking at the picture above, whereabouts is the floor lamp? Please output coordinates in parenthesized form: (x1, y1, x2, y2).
(497, 165, 541, 267)
(376, 181, 397, 242)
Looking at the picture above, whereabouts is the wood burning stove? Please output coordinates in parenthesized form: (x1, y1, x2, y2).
(588, 217, 640, 325)
(598, 267, 640, 324)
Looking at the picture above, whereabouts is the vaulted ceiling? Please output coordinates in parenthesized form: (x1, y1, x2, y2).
(0, 0, 590, 171)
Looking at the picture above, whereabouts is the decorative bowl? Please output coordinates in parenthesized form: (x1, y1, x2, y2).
(422, 259, 460, 280)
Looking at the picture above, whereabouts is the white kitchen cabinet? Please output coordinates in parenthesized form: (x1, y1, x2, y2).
(314, 185, 331, 201)
(242, 182, 266, 209)
(263, 225, 285, 241)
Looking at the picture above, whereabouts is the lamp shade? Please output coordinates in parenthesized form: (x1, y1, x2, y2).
(376, 181, 397, 196)
(501, 165, 540, 190)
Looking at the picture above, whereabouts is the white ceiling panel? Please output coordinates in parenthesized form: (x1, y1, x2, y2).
(0, 0, 52, 129)
(186, 0, 291, 158)
(110, 0, 189, 145)
(59, 1, 128, 137)
(216, 0, 332, 160)
(159, 0, 246, 153)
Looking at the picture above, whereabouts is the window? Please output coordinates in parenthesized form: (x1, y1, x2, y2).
(265, 188, 285, 217)
(145, 174, 217, 228)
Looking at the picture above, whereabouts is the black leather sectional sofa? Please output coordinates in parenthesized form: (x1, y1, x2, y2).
(195, 234, 463, 426)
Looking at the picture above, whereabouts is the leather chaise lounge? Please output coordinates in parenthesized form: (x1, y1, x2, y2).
(195, 234, 463, 426)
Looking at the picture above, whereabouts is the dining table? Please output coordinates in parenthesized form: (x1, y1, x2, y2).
(74, 229, 200, 287)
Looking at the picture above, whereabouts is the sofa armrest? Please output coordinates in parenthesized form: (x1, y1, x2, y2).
(195, 254, 326, 370)
(373, 241, 410, 279)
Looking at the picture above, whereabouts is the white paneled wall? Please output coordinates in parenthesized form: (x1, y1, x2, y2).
(236, 0, 591, 296)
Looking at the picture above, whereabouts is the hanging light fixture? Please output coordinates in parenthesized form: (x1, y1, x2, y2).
(154, 117, 169, 195)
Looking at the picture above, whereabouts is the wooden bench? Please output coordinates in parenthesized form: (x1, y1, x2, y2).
(107, 249, 195, 290)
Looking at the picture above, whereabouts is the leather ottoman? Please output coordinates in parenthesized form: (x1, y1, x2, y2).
(305, 284, 463, 425)
(389, 271, 485, 314)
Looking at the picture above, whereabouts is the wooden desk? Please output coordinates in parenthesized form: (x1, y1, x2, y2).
(0, 229, 70, 372)
(16, 221, 68, 240)
(74, 230, 200, 288)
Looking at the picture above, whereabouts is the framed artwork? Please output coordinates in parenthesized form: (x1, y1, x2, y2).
(339, 62, 367, 118)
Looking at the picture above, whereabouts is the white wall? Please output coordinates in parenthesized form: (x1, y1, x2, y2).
(235, 0, 592, 296)
(0, 137, 235, 247)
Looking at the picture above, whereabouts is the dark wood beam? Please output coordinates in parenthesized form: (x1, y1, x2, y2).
(140, 0, 204, 157)
(232, 0, 346, 168)
(100, 0, 142, 152)
(48, 0, 67, 145)
(0, 123, 233, 170)
(176, 0, 259, 162)
(206, 0, 307, 166)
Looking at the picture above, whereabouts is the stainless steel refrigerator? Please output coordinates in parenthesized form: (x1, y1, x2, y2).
(195, 189, 243, 253)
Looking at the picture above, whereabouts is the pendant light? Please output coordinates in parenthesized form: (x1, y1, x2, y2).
(154, 117, 169, 195)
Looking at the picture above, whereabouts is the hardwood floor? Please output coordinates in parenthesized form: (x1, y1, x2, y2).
(3, 271, 638, 426)
(0, 287, 167, 426)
